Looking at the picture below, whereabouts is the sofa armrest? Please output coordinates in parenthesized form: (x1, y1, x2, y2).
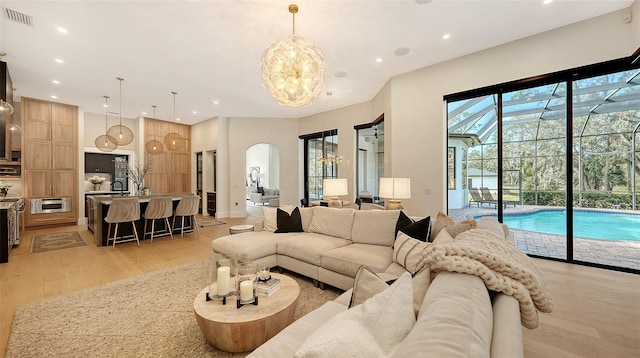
(491, 294, 524, 358)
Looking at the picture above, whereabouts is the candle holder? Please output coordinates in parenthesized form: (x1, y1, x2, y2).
(236, 261, 258, 308)
(207, 256, 237, 304)
(257, 266, 271, 282)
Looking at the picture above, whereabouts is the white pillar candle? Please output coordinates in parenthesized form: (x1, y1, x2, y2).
(217, 266, 230, 296)
(240, 280, 253, 301)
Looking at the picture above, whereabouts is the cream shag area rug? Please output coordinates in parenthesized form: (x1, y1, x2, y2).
(6, 260, 341, 357)
(30, 231, 87, 253)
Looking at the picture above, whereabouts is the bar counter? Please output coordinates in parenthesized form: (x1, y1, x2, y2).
(91, 194, 196, 247)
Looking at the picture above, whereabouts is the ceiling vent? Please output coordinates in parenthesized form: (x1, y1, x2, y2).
(3, 7, 33, 27)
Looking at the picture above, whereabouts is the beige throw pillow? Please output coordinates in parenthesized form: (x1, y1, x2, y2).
(430, 211, 455, 241)
(294, 273, 415, 358)
(429, 211, 477, 240)
(351, 210, 400, 246)
(349, 266, 390, 308)
(393, 232, 430, 274)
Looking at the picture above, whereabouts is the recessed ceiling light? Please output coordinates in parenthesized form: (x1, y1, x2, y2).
(142, 111, 147, 115)
(442, 34, 451, 40)
(103, 104, 108, 108)
(51, 95, 58, 99)
(56, 27, 67, 34)
(192, 110, 197, 114)
(542, 0, 553, 4)
(54, 58, 64, 64)
(52, 80, 60, 84)
(213, 100, 219, 105)
(375, 58, 382, 63)
(394, 48, 410, 56)
(176, 118, 181, 121)
(334, 71, 348, 78)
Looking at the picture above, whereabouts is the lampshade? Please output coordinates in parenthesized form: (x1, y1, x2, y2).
(379, 178, 411, 199)
(261, 4, 326, 107)
(323, 178, 348, 197)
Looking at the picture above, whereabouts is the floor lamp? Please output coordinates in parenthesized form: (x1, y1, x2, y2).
(379, 178, 411, 210)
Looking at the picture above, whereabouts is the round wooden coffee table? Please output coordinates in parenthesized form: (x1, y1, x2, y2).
(193, 273, 300, 352)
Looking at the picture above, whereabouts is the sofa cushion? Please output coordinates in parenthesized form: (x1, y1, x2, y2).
(351, 209, 400, 246)
(308, 206, 356, 240)
(391, 271, 493, 358)
(247, 301, 348, 358)
(476, 216, 505, 239)
(321, 244, 393, 278)
(211, 231, 293, 261)
(277, 233, 351, 266)
(275, 207, 303, 233)
(349, 266, 390, 308)
(294, 273, 415, 358)
(393, 232, 430, 274)
(430, 211, 455, 241)
(399, 216, 431, 242)
(262, 205, 294, 232)
(299, 207, 313, 232)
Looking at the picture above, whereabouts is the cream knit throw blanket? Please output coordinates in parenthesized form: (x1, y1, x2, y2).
(415, 229, 553, 329)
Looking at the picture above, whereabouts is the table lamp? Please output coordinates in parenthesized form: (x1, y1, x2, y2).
(323, 178, 348, 208)
(379, 178, 411, 210)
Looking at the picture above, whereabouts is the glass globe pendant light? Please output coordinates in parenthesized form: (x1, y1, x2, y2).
(0, 99, 14, 116)
(261, 4, 326, 107)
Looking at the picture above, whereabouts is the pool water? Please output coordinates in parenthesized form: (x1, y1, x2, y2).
(484, 210, 640, 241)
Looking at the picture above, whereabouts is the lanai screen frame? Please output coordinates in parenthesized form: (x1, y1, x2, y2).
(445, 51, 640, 274)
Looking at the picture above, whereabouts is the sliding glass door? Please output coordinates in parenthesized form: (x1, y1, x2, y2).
(446, 55, 639, 273)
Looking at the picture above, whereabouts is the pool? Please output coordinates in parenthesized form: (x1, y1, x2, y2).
(480, 210, 640, 241)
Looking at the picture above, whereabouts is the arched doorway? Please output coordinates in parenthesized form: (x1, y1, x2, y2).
(246, 143, 280, 207)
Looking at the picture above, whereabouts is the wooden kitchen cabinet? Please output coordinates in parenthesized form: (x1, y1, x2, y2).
(22, 97, 78, 228)
(143, 117, 191, 194)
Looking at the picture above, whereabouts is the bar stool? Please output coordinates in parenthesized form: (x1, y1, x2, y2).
(143, 197, 174, 243)
(172, 195, 200, 237)
(105, 197, 140, 250)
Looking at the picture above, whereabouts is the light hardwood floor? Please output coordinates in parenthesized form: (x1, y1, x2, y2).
(1, 212, 639, 357)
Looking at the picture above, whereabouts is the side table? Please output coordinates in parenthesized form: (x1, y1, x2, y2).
(193, 273, 300, 352)
(229, 224, 254, 235)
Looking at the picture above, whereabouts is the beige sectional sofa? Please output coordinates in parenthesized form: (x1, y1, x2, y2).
(211, 206, 536, 357)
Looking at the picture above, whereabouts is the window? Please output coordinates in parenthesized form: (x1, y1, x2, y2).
(300, 130, 338, 202)
(355, 115, 384, 200)
(448, 147, 456, 189)
(446, 54, 640, 273)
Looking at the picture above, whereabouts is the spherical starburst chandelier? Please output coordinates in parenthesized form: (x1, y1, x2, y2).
(261, 4, 326, 107)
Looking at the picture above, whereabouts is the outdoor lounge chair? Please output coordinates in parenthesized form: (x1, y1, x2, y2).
(480, 187, 518, 208)
(469, 187, 496, 208)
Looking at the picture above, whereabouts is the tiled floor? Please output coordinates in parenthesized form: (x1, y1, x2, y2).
(449, 205, 640, 271)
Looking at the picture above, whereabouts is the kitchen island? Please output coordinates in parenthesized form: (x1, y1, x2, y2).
(90, 194, 197, 247)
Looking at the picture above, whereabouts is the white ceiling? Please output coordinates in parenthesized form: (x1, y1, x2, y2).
(0, 0, 634, 125)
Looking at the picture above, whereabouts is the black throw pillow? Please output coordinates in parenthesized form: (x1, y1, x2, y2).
(275, 207, 303, 233)
(257, 186, 264, 194)
(399, 216, 431, 242)
(395, 211, 414, 236)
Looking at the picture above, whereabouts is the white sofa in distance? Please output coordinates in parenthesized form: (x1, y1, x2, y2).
(210, 206, 550, 356)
